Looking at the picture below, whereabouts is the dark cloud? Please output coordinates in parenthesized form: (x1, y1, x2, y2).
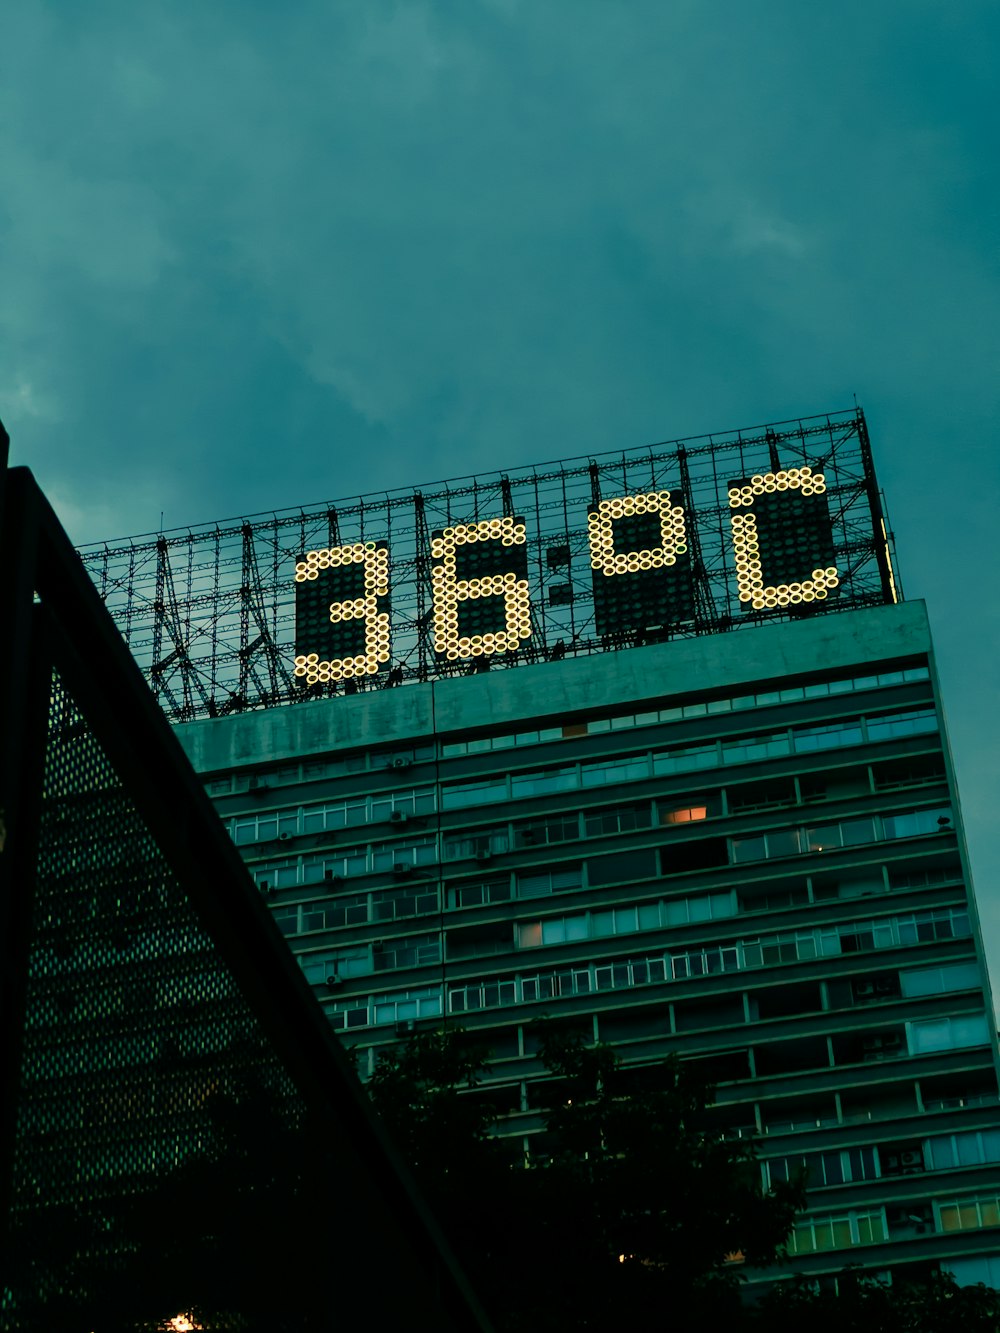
(4, 0, 999, 983)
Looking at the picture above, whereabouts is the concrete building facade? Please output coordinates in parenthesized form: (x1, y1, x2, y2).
(176, 598, 1000, 1288)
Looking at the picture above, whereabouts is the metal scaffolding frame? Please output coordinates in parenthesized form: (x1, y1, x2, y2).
(77, 408, 899, 722)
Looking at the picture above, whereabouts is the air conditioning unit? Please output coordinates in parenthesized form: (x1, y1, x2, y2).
(389, 811, 409, 824)
(900, 1150, 923, 1167)
(855, 981, 876, 997)
(395, 1019, 417, 1037)
(393, 864, 415, 877)
(278, 831, 292, 841)
(248, 776, 269, 792)
(392, 758, 412, 770)
(324, 975, 343, 988)
(475, 848, 493, 862)
(863, 1033, 902, 1051)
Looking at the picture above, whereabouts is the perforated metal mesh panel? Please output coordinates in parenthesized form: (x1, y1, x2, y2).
(3, 672, 315, 1332)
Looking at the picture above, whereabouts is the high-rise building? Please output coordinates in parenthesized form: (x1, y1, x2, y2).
(81, 409, 1000, 1290)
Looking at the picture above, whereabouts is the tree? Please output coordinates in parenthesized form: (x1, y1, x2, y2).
(365, 1024, 804, 1331)
(749, 1267, 1000, 1333)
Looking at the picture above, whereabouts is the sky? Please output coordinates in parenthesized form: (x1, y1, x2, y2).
(4, 1, 999, 985)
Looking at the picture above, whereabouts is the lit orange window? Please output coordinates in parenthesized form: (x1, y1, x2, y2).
(662, 806, 708, 825)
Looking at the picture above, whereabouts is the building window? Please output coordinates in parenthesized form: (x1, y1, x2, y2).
(792, 720, 864, 752)
(937, 1196, 1000, 1232)
(595, 957, 669, 989)
(300, 947, 371, 984)
(927, 1130, 1000, 1171)
(721, 733, 792, 765)
(322, 895, 369, 928)
(442, 828, 509, 861)
(372, 986, 444, 1025)
(449, 979, 518, 1013)
(518, 915, 589, 948)
(883, 806, 951, 839)
(660, 804, 708, 825)
(766, 1145, 879, 1189)
(511, 767, 578, 798)
(516, 865, 584, 898)
(671, 946, 740, 979)
(370, 837, 437, 872)
(865, 708, 938, 740)
(373, 934, 440, 971)
(446, 877, 512, 908)
(652, 744, 718, 776)
(441, 777, 507, 810)
(372, 885, 439, 921)
(788, 1209, 887, 1254)
(514, 814, 580, 848)
(584, 803, 652, 836)
(233, 810, 299, 845)
(900, 961, 980, 997)
(581, 755, 652, 787)
(587, 848, 658, 886)
(908, 1013, 989, 1055)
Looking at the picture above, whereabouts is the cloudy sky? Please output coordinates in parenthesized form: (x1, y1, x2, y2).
(4, 2, 999, 983)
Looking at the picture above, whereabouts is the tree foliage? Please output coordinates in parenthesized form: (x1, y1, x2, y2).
(749, 1267, 1000, 1333)
(365, 1024, 803, 1330)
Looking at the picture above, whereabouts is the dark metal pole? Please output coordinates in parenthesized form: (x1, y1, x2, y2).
(856, 408, 897, 603)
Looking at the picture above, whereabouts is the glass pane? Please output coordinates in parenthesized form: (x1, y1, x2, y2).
(957, 1134, 982, 1166)
(839, 819, 876, 847)
(731, 837, 767, 864)
(929, 1137, 957, 1170)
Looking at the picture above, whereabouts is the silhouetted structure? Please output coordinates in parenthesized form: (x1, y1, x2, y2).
(0, 428, 490, 1331)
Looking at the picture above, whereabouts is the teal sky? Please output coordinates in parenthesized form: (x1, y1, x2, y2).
(4, 2, 999, 990)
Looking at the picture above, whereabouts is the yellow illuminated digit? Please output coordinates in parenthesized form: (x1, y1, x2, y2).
(431, 517, 531, 660)
(586, 490, 687, 574)
(727, 468, 839, 610)
(293, 543, 390, 683)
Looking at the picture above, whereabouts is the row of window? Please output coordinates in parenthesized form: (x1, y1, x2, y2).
(788, 1208, 886, 1254)
(254, 837, 438, 888)
(731, 805, 951, 863)
(205, 744, 436, 795)
(785, 1190, 1000, 1252)
(517, 892, 736, 948)
(227, 710, 938, 849)
(232, 787, 436, 846)
(440, 667, 931, 755)
(270, 863, 965, 935)
(321, 908, 973, 1028)
(252, 798, 951, 892)
(941, 1196, 1000, 1232)
(273, 885, 439, 934)
(440, 709, 938, 809)
(768, 1127, 1000, 1192)
(229, 751, 941, 855)
(443, 755, 946, 860)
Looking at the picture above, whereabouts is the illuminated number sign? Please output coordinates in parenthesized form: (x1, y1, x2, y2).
(728, 469, 838, 610)
(587, 490, 694, 636)
(432, 517, 531, 659)
(293, 543, 390, 684)
(291, 467, 845, 675)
